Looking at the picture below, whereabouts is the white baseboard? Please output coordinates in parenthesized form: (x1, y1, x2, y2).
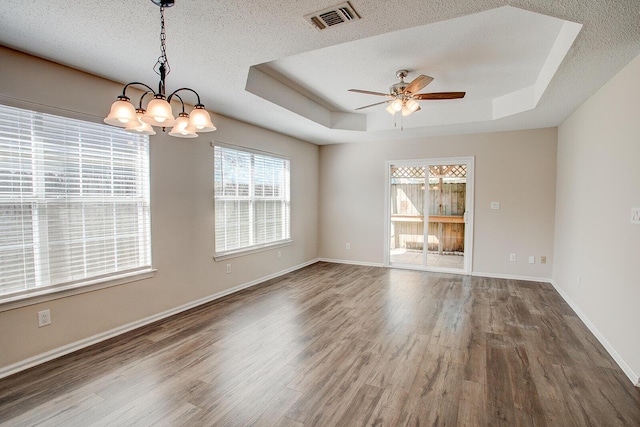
(0, 258, 321, 380)
(472, 271, 552, 283)
(317, 258, 384, 267)
(550, 280, 640, 388)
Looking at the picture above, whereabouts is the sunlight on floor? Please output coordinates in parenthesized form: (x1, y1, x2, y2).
(390, 248, 464, 269)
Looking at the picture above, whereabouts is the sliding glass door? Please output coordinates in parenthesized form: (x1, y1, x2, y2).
(386, 157, 473, 273)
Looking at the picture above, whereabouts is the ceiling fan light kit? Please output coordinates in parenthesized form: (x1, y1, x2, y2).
(349, 69, 466, 120)
(104, 0, 216, 138)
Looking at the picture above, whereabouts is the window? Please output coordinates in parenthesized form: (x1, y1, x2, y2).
(214, 144, 290, 258)
(0, 104, 151, 303)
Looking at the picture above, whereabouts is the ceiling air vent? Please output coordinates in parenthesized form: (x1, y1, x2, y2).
(305, 2, 361, 31)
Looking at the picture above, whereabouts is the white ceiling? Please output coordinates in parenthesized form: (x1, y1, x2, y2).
(0, 0, 639, 145)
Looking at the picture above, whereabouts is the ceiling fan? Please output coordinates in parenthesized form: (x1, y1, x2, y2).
(349, 69, 466, 116)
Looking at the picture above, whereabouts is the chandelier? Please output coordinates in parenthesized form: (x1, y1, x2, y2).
(104, 0, 216, 138)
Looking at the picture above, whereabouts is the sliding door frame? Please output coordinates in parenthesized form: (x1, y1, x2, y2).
(384, 156, 475, 274)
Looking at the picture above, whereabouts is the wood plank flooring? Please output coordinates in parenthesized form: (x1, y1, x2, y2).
(1, 262, 639, 426)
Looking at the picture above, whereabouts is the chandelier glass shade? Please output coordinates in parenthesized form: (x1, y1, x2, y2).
(169, 113, 198, 138)
(141, 95, 176, 127)
(124, 109, 157, 135)
(104, 0, 216, 138)
(104, 98, 137, 126)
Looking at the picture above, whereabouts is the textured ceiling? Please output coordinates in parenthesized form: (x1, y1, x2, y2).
(0, 0, 639, 145)
(249, 6, 582, 132)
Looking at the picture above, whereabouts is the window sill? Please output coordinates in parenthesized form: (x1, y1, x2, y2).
(214, 240, 293, 262)
(0, 269, 157, 313)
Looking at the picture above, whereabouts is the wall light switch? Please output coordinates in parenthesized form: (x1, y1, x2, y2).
(38, 309, 51, 327)
(528, 256, 535, 264)
(631, 207, 640, 224)
(490, 202, 500, 210)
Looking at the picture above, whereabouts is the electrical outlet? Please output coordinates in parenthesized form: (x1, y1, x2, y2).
(490, 202, 500, 210)
(509, 253, 516, 262)
(346, 243, 350, 250)
(528, 256, 535, 264)
(38, 309, 51, 327)
(226, 263, 231, 274)
(277, 250, 282, 259)
(631, 207, 640, 224)
(540, 255, 547, 264)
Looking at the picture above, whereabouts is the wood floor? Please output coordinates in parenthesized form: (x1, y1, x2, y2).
(1, 262, 639, 426)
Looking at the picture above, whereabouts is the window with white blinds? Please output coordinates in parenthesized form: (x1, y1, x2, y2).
(0, 103, 151, 301)
(214, 144, 290, 258)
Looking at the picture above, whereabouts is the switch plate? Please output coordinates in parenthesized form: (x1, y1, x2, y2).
(226, 264, 231, 274)
(38, 309, 51, 327)
(540, 255, 547, 264)
(631, 207, 640, 224)
(490, 202, 500, 210)
(509, 253, 516, 262)
(277, 250, 282, 259)
(528, 256, 535, 264)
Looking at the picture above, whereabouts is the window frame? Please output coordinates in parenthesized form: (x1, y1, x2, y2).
(212, 142, 291, 261)
(0, 104, 155, 311)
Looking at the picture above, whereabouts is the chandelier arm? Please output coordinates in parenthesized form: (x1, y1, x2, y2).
(136, 91, 155, 110)
(167, 88, 203, 106)
(171, 93, 186, 114)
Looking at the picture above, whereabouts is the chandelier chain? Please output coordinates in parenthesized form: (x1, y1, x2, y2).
(154, 6, 171, 78)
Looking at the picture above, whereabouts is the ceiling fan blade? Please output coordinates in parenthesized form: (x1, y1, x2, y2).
(355, 100, 391, 110)
(403, 75, 434, 94)
(348, 89, 392, 97)
(413, 92, 466, 100)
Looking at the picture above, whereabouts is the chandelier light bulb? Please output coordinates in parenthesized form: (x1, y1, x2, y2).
(186, 105, 216, 132)
(104, 97, 137, 127)
(124, 110, 156, 135)
(141, 96, 175, 127)
(391, 99, 403, 112)
(169, 113, 198, 138)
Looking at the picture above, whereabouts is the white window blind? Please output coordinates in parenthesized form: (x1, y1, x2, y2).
(0, 104, 151, 301)
(214, 144, 290, 257)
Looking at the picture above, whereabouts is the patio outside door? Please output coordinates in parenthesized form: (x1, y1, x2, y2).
(386, 157, 473, 274)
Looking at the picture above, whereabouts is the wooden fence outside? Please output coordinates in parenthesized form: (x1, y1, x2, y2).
(390, 182, 466, 253)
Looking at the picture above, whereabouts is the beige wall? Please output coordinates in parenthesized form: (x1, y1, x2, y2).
(554, 53, 640, 383)
(0, 47, 319, 370)
(318, 128, 557, 279)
